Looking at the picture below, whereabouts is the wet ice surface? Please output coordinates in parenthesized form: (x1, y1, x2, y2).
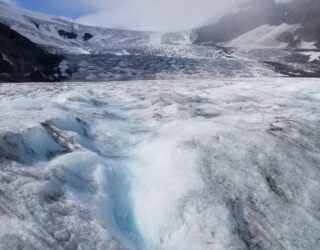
(1, 78, 320, 249)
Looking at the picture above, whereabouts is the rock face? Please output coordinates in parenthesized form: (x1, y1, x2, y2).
(194, 0, 320, 48)
(58, 29, 78, 39)
(83, 33, 93, 41)
(0, 22, 63, 82)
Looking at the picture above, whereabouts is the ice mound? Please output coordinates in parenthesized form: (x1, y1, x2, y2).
(0, 126, 66, 163)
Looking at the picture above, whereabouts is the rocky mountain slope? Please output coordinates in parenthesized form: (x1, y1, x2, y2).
(194, 0, 320, 49)
(0, 22, 63, 82)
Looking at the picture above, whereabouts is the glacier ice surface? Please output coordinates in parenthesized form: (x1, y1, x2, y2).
(0, 79, 320, 249)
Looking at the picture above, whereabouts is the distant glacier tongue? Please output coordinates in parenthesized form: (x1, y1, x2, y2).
(1, 79, 320, 250)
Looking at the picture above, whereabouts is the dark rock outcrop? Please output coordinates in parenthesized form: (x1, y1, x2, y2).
(83, 33, 93, 41)
(0, 22, 64, 82)
(58, 29, 78, 39)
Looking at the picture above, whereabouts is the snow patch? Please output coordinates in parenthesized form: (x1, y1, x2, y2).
(224, 24, 300, 49)
(1, 53, 14, 65)
(298, 41, 317, 50)
(300, 51, 320, 62)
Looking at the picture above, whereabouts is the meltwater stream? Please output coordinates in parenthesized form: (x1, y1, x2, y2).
(1, 79, 320, 250)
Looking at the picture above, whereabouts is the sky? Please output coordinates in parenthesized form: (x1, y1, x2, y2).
(9, 0, 292, 31)
(12, 0, 92, 18)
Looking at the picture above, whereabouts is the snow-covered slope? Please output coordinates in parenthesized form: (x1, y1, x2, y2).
(223, 24, 319, 49)
(0, 0, 201, 57)
(194, 0, 320, 50)
(0, 0, 150, 54)
(224, 24, 301, 49)
(1, 79, 320, 249)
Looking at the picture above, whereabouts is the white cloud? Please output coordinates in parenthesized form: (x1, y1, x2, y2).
(4, 0, 294, 32)
(2, 0, 17, 5)
(76, 0, 239, 31)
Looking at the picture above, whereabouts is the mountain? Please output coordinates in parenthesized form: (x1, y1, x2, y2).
(0, 0, 281, 81)
(0, 0, 152, 55)
(194, 0, 320, 49)
(0, 0, 320, 82)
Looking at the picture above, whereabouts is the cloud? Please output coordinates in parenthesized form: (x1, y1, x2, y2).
(77, 0, 240, 31)
(9, 0, 293, 32)
(2, 0, 17, 5)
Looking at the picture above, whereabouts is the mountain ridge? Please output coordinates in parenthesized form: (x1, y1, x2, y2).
(194, 0, 320, 49)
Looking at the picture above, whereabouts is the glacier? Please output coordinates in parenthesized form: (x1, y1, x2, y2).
(1, 78, 320, 249)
